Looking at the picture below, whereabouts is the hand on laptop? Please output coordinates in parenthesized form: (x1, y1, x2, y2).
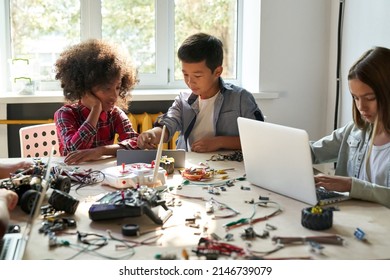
(314, 174, 352, 192)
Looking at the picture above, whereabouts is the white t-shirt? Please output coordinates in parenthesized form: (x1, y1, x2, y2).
(187, 92, 220, 151)
(359, 141, 390, 185)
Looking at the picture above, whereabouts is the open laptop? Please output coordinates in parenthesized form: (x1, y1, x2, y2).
(117, 149, 186, 168)
(0, 148, 54, 260)
(237, 117, 350, 206)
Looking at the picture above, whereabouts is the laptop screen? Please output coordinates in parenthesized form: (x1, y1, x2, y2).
(238, 117, 319, 205)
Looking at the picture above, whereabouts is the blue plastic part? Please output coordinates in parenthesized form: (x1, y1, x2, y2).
(354, 228, 366, 240)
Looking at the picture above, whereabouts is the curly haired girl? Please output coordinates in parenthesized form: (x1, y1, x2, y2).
(54, 39, 139, 164)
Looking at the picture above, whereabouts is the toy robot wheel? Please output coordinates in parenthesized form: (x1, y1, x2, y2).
(48, 189, 79, 214)
(14, 184, 32, 202)
(20, 189, 40, 214)
(301, 207, 333, 230)
(52, 175, 71, 193)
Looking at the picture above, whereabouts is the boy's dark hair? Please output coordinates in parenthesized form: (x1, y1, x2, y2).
(55, 39, 138, 109)
(178, 33, 223, 73)
(348, 46, 390, 133)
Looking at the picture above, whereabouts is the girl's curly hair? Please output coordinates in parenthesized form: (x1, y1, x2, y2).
(55, 39, 138, 109)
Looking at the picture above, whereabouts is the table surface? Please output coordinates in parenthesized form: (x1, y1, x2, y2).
(4, 152, 390, 260)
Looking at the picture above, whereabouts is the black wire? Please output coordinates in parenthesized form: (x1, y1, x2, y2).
(63, 231, 136, 260)
(334, 0, 345, 131)
(73, 170, 105, 192)
(333, 0, 345, 169)
(107, 230, 163, 248)
(77, 231, 108, 249)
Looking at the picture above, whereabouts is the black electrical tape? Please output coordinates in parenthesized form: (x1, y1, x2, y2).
(122, 224, 140, 236)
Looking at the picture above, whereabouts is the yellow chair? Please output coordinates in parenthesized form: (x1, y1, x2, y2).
(132, 112, 154, 133)
(170, 131, 179, 150)
(127, 112, 167, 149)
(19, 123, 60, 158)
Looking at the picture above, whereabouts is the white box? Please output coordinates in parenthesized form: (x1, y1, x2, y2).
(101, 163, 167, 189)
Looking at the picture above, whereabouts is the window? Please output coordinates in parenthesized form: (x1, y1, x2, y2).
(9, 0, 80, 87)
(0, 0, 243, 92)
(173, 0, 238, 82)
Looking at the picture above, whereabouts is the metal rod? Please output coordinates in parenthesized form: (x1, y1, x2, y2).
(0, 119, 54, 125)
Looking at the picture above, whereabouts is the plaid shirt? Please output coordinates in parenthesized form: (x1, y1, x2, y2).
(54, 102, 139, 156)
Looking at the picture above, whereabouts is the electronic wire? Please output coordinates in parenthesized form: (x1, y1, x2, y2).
(207, 197, 240, 219)
(164, 185, 240, 219)
(72, 170, 105, 193)
(224, 200, 283, 231)
(106, 230, 164, 248)
(53, 164, 105, 193)
(56, 231, 136, 260)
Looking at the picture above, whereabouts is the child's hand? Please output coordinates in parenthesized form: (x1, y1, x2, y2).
(191, 137, 220, 152)
(0, 189, 18, 239)
(81, 92, 102, 112)
(64, 148, 104, 165)
(0, 161, 32, 179)
(13, 161, 33, 171)
(137, 130, 158, 149)
(0, 189, 18, 210)
(314, 174, 352, 192)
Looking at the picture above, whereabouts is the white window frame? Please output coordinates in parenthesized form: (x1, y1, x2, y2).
(0, 0, 262, 94)
(0, 0, 11, 93)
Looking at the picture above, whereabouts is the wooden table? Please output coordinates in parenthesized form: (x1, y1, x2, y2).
(4, 152, 390, 260)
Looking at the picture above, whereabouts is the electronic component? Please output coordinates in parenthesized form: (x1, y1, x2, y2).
(0, 159, 71, 214)
(192, 237, 246, 259)
(354, 228, 366, 241)
(159, 156, 175, 174)
(48, 189, 79, 214)
(122, 224, 140, 236)
(88, 187, 172, 225)
(309, 241, 324, 254)
(39, 217, 77, 235)
(101, 163, 167, 189)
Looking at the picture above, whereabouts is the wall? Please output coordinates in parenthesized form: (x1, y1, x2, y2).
(258, 0, 331, 140)
(338, 0, 390, 126)
(9, 0, 387, 156)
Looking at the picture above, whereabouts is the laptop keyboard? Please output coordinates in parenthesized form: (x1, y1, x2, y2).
(316, 187, 344, 199)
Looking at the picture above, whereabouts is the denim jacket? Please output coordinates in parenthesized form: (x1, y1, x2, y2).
(310, 121, 390, 208)
(155, 78, 264, 151)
